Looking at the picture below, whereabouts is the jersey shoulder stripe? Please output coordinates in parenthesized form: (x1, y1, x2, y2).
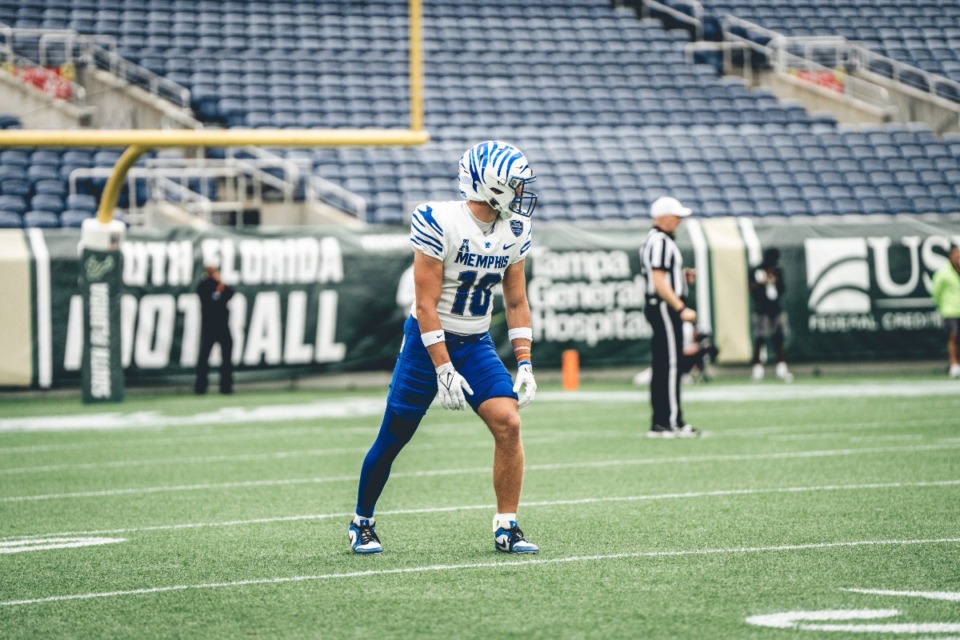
(410, 204, 445, 258)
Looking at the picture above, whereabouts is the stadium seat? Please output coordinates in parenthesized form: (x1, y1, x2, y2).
(0, 195, 27, 215)
(59, 209, 95, 227)
(0, 210, 23, 227)
(23, 210, 60, 228)
(66, 193, 98, 213)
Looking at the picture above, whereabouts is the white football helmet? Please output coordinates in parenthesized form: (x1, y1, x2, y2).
(458, 141, 538, 220)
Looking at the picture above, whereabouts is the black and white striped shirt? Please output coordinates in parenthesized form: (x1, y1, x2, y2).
(639, 227, 686, 304)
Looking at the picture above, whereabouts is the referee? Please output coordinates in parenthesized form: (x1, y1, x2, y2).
(639, 196, 701, 438)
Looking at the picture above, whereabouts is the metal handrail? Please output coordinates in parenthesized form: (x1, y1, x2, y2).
(310, 174, 369, 222)
(0, 22, 191, 109)
(85, 43, 190, 108)
(723, 15, 960, 105)
(38, 30, 116, 66)
(151, 175, 214, 221)
(642, 0, 704, 42)
(723, 16, 895, 112)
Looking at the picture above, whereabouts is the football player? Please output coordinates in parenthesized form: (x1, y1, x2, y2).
(349, 141, 540, 554)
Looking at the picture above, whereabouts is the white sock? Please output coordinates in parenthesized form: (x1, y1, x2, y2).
(493, 513, 517, 532)
(353, 514, 374, 525)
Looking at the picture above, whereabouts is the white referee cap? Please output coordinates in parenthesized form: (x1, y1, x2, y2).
(650, 196, 693, 218)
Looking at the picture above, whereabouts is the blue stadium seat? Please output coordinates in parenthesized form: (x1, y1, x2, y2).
(0, 209, 23, 227)
(0, 179, 30, 198)
(33, 179, 67, 198)
(59, 209, 95, 228)
(66, 193, 98, 213)
(0, 194, 27, 215)
(23, 210, 60, 228)
(30, 193, 64, 213)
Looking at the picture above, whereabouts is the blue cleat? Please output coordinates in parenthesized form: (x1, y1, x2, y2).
(348, 517, 383, 554)
(494, 522, 539, 554)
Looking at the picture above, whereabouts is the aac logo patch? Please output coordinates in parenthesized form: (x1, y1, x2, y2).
(510, 220, 523, 237)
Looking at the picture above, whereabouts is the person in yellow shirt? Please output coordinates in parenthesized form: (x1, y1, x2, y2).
(931, 244, 960, 378)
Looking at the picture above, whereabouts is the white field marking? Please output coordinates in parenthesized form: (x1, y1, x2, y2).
(0, 410, 935, 458)
(538, 381, 960, 404)
(0, 431, 623, 475)
(718, 417, 947, 437)
(3, 443, 960, 504)
(842, 588, 960, 602)
(1, 380, 954, 435)
(2, 537, 958, 608)
(0, 420, 482, 456)
(0, 431, 613, 476)
(0, 409, 940, 460)
(0, 399, 387, 433)
(767, 434, 925, 443)
(5, 479, 957, 542)
(0, 537, 125, 554)
(746, 609, 960, 634)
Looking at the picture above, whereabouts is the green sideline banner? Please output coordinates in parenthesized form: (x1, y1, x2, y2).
(14, 218, 960, 389)
(79, 246, 124, 402)
(749, 219, 960, 363)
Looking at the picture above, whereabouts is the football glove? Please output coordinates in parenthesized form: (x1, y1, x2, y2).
(513, 363, 537, 409)
(435, 362, 473, 411)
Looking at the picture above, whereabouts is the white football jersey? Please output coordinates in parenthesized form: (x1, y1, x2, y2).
(409, 200, 532, 335)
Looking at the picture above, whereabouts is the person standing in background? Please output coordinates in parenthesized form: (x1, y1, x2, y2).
(639, 196, 700, 438)
(931, 244, 960, 378)
(195, 264, 234, 395)
(749, 248, 792, 383)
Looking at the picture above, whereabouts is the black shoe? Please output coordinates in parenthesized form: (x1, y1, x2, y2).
(647, 425, 678, 439)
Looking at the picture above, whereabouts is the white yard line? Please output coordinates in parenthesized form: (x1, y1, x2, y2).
(2, 537, 957, 608)
(0, 433, 606, 476)
(0, 537, 125, 554)
(1, 381, 955, 435)
(0, 418, 950, 476)
(3, 442, 959, 504)
(4, 479, 957, 542)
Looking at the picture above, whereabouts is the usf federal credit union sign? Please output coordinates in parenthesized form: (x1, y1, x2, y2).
(804, 235, 951, 333)
(753, 220, 960, 362)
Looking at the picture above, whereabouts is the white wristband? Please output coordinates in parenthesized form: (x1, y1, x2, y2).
(508, 327, 533, 341)
(421, 330, 445, 347)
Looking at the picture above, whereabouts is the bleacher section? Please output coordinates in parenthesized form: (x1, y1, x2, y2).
(1, 0, 959, 227)
(692, 0, 960, 87)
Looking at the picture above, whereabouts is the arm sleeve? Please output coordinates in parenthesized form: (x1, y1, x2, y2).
(409, 204, 446, 260)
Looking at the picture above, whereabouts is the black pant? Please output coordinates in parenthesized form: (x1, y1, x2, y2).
(644, 302, 684, 429)
(196, 328, 234, 394)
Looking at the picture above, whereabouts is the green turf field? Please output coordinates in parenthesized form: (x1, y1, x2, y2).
(0, 376, 958, 639)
